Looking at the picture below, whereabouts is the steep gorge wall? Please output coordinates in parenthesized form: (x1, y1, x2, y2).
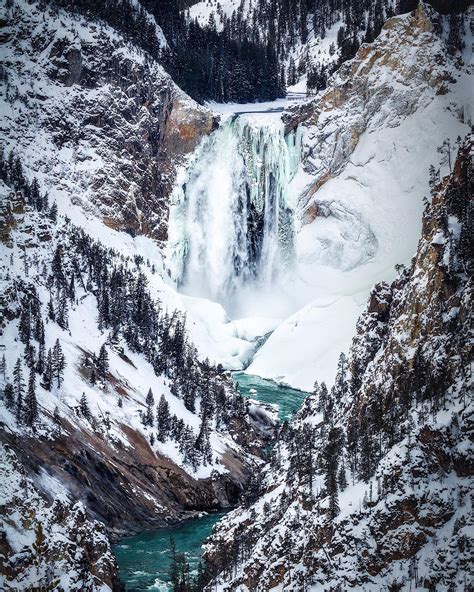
(283, 3, 473, 221)
(1, 0, 217, 242)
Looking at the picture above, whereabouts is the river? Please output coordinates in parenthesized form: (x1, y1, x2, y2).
(232, 371, 308, 420)
(113, 373, 309, 591)
(113, 512, 225, 591)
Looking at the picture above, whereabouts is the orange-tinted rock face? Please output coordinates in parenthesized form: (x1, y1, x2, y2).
(165, 98, 218, 155)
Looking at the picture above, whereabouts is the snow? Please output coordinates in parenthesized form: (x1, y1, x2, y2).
(180, 295, 280, 369)
(242, 35, 472, 390)
(188, 0, 248, 32)
(0, 202, 260, 481)
(206, 98, 301, 119)
(248, 294, 362, 389)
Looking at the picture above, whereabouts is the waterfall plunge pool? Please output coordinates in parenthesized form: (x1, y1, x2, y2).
(113, 374, 309, 590)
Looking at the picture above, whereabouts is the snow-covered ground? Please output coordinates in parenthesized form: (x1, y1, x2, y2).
(0, 216, 223, 480)
(206, 98, 300, 117)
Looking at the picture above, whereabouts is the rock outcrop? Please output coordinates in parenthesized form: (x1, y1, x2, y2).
(1, 411, 256, 542)
(1, 0, 217, 242)
(1, 443, 123, 591)
(283, 3, 472, 217)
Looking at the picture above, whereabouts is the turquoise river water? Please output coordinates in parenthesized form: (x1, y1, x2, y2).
(232, 371, 308, 420)
(113, 373, 308, 591)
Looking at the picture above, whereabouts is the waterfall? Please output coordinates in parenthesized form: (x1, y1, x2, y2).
(166, 116, 301, 311)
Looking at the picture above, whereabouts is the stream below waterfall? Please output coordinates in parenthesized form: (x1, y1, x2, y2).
(113, 374, 309, 591)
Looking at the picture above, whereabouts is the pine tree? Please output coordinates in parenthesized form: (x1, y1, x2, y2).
(57, 288, 69, 329)
(157, 394, 170, 442)
(195, 416, 212, 465)
(97, 344, 109, 378)
(287, 56, 297, 86)
(0, 353, 6, 380)
(49, 201, 58, 223)
(316, 382, 328, 414)
(13, 358, 24, 422)
(183, 384, 196, 413)
(325, 427, 343, 519)
(98, 288, 110, 330)
(169, 536, 181, 589)
(52, 245, 65, 288)
(24, 368, 38, 427)
(4, 382, 15, 410)
(53, 405, 61, 436)
(37, 339, 45, 375)
(334, 353, 348, 402)
(24, 344, 36, 369)
(29, 177, 40, 208)
(338, 464, 348, 491)
(180, 426, 198, 470)
(143, 403, 154, 427)
(146, 388, 154, 407)
(42, 348, 53, 391)
(52, 339, 66, 388)
(79, 392, 91, 420)
(47, 294, 55, 322)
(19, 303, 31, 344)
(68, 273, 76, 301)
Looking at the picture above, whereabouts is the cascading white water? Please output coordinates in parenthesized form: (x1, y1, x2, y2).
(166, 116, 301, 312)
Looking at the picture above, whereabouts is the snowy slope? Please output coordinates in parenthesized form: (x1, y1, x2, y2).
(0, 176, 273, 544)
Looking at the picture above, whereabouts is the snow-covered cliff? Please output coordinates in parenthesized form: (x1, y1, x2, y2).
(246, 3, 473, 389)
(1, 0, 216, 242)
(1, 444, 122, 591)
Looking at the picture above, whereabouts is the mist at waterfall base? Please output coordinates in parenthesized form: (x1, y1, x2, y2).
(166, 115, 306, 320)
